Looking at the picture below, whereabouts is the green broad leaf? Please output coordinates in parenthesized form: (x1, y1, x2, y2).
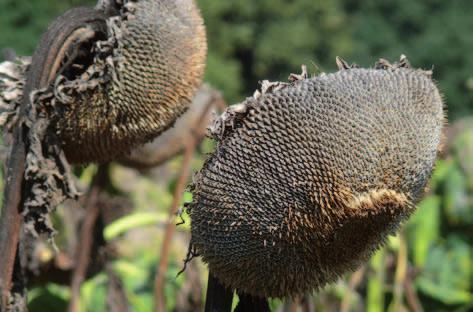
(407, 196, 441, 267)
(452, 124, 473, 180)
(113, 260, 148, 282)
(128, 293, 153, 312)
(80, 273, 108, 312)
(112, 259, 154, 312)
(430, 159, 452, 189)
(388, 234, 401, 251)
(104, 212, 168, 241)
(443, 165, 471, 224)
(28, 284, 70, 312)
(177, 209, 191, 232)
(129, 177, 173, 211)
(417, 277, 472, 305)
(78, 165, 98, 186)
(183, 191, 193, 203)
(268, 298, 284, 311)
(45, 284, 70, 301)
(416, 237, 472, 305)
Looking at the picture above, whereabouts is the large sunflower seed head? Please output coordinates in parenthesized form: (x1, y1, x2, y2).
(187, 57, 444, 298)
(55, 0, 207, 163)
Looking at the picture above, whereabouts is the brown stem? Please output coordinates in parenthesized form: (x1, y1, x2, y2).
(69, 165, 108, 312)
(1, 9, 107, 310)
(106, 266, 131, 312)
(301, 294, 316, 312)
(340, 267, 365, 312)
(154, 140, 197, 312)
(120, 86, 225, 170)
(0, 125, 26, 311)
(404, 270, 423, 312)
(282, 299, 298, 312)
(153, 96, 217, 311)
(175, 260, 203, 311)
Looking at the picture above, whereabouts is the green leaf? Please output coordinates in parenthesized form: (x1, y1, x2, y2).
(28, 284, 70, 312)
(113, 260, 148, 282)
(80, 273, 108, 312)
(183, 191, 193, 203)
(367, 248, 385, 312)
(430, 159, 452, 189)
(407, 196, 441, 267)
(443, 165, 471, 224)
(416, 237, 472, 305)
(104, 212, 168, 241)
(417, 277, 472, 305)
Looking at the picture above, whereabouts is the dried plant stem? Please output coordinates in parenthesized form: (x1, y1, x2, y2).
(0, 126, 26, 311)
(154, 98, 217, 312)
(69, 165, 108, 312)
(204, 272, 233, 312)
(404, 269, 423, 312)
(340, 267, 365, 312)
(301, 295, 316, 312)
(282, 299, 298, 312)
(120, 86, 226, 170)
(154, 140, 197, 312)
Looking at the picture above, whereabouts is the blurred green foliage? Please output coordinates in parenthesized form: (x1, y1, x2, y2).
(404, 119, 473, 311)
(0, 0, 95, 54)
(0, 0, 472, 311)
(27, 253, 187, 312)
(202, 0, 473, 118)
(1, 0, 472, 117)
(197, 0, 352, 101)
(17, 120, 472, 312)
(345, 0, 473, 120)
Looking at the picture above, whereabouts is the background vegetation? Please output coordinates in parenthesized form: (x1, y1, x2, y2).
(0, 0, 471, 311)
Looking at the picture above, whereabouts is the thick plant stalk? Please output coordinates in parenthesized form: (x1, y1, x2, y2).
(204, 273, 233, 312)
(0, 9, 106, 310)
(234, 292, 270, 312)
(0, 125, 26, 310)
(388, 234, 408, 312)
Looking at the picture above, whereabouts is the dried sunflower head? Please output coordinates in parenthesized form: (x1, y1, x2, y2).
(187, 57, 444, 298)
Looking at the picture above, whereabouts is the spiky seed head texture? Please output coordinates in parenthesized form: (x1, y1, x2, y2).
(188, 60, 444, 298)
(58, 0, 207, 163)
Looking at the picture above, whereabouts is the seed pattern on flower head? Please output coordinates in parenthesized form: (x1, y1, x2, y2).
(187, 57, 444, 298)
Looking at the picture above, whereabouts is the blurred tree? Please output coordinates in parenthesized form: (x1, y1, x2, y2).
(1, 0, 472, 118)
(196, 0, 352, 102)
(199, 0, 473, 119)
(345, 0, 473, 120)
(0, 0, 95, 55)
